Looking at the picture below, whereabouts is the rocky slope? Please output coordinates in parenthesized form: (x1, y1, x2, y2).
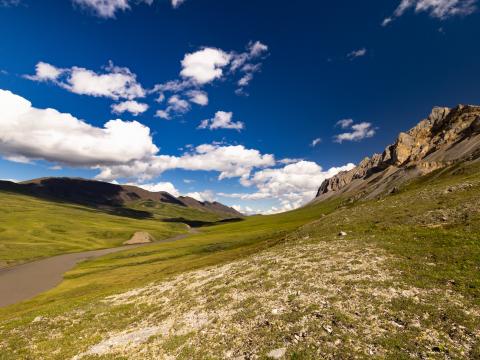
(178, 196, 243, 218)
(0, 177, 243, 218)
(315, 105, 480, 201)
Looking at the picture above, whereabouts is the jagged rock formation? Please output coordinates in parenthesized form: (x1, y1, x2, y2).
(316, 105, 480, 201)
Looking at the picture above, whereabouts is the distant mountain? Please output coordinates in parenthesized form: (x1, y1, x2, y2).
(178, 196, 242, 218)
(0, 177, 243, 218)
(315, 105, 480, 202)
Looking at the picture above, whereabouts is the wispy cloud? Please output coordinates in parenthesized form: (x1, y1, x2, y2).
(310, 138, 322, 147)
(72, 0, 185, 19)
(383, 0, 477, 26)
(334, 121, 377, 143)
(347, 48, 367, 59)
(171, 0, 186, 9)
(0, 0, 20, 7)
(336, 118, 354, 129)
(198, 111, 244, 131)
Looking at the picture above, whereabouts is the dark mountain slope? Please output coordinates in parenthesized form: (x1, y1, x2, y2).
(0, 177, 242, 218)
(178, 196, 243, 218)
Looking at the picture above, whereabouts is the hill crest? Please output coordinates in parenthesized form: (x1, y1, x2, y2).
(0, 177, 243, 218)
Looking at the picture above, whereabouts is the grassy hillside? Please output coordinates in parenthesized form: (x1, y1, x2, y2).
(128, 199, 223, 224)
(0, 161, 479, 358)
(0, 191, 224, 268)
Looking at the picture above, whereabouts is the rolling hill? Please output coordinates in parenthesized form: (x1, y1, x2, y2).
(0, 178, 242, 268)
(0, 177, 243, 218)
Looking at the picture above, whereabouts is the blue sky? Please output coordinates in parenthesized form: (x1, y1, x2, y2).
(0, 0, 479, 214)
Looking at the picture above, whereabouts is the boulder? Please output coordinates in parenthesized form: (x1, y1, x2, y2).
(267, 348, 286, 359)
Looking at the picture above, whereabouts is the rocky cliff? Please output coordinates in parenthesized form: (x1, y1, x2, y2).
(315, 105, 480, 201)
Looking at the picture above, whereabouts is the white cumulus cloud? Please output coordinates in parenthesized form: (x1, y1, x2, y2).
(155, 95, 191, 119)
(186, 90, 209, 106)
(0, 89, 157, 166)
(95, 143, 275, 182)
(151, 41, 268, 115)
(225, 161, 356, 211)
(25, 61, 145, 100)
(133, 181, 180, 197)
(184, 190, 216, 202)
(198, 111, 244, 131)
(111, 100, 149, 116)
(180, 47, 232, 85)
(24, 62, 64, 81)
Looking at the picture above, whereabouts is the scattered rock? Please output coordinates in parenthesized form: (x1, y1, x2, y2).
(267, 348, 286, 359)
(76, 327, 160, 358)
(338, 231, 347, 237)
(389, 186, 400, 194)
(123, 231, 155, 245)
(32, 316, 44, 323)
(323, 325, 333, 334)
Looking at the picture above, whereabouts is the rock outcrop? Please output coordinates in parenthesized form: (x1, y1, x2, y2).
(315, 105, 480, 201)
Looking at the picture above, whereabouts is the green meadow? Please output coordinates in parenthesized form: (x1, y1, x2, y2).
(0, 161, 479, 358)
(0, 192, 224, 268)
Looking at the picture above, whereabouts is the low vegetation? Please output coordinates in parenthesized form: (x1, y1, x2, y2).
(1, 161, 479, 358)
(0, 192, 225, 268)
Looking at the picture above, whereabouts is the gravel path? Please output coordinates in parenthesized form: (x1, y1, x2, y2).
(0, 229, 198, 307)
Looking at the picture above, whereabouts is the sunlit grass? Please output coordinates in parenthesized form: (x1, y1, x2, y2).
(1, 161, 479, 358)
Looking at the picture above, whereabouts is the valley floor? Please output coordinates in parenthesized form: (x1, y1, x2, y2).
(1, 161, 480, 359)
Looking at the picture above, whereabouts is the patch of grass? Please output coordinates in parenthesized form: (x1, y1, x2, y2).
(1, 161, 480, 358)
(0, 191, 227, 267)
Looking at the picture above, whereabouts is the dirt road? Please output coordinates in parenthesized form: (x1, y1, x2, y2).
(0, 230, 198, 307)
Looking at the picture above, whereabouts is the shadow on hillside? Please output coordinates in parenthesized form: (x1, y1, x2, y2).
(162, 217, 244, 228)
(0, 179, 153, 220)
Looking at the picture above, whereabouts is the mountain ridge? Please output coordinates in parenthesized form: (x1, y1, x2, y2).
(0, 177, 243, 218)
(315, 104, 480, 202)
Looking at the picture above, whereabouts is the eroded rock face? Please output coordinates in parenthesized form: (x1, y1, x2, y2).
(316, 105, 480, 199)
